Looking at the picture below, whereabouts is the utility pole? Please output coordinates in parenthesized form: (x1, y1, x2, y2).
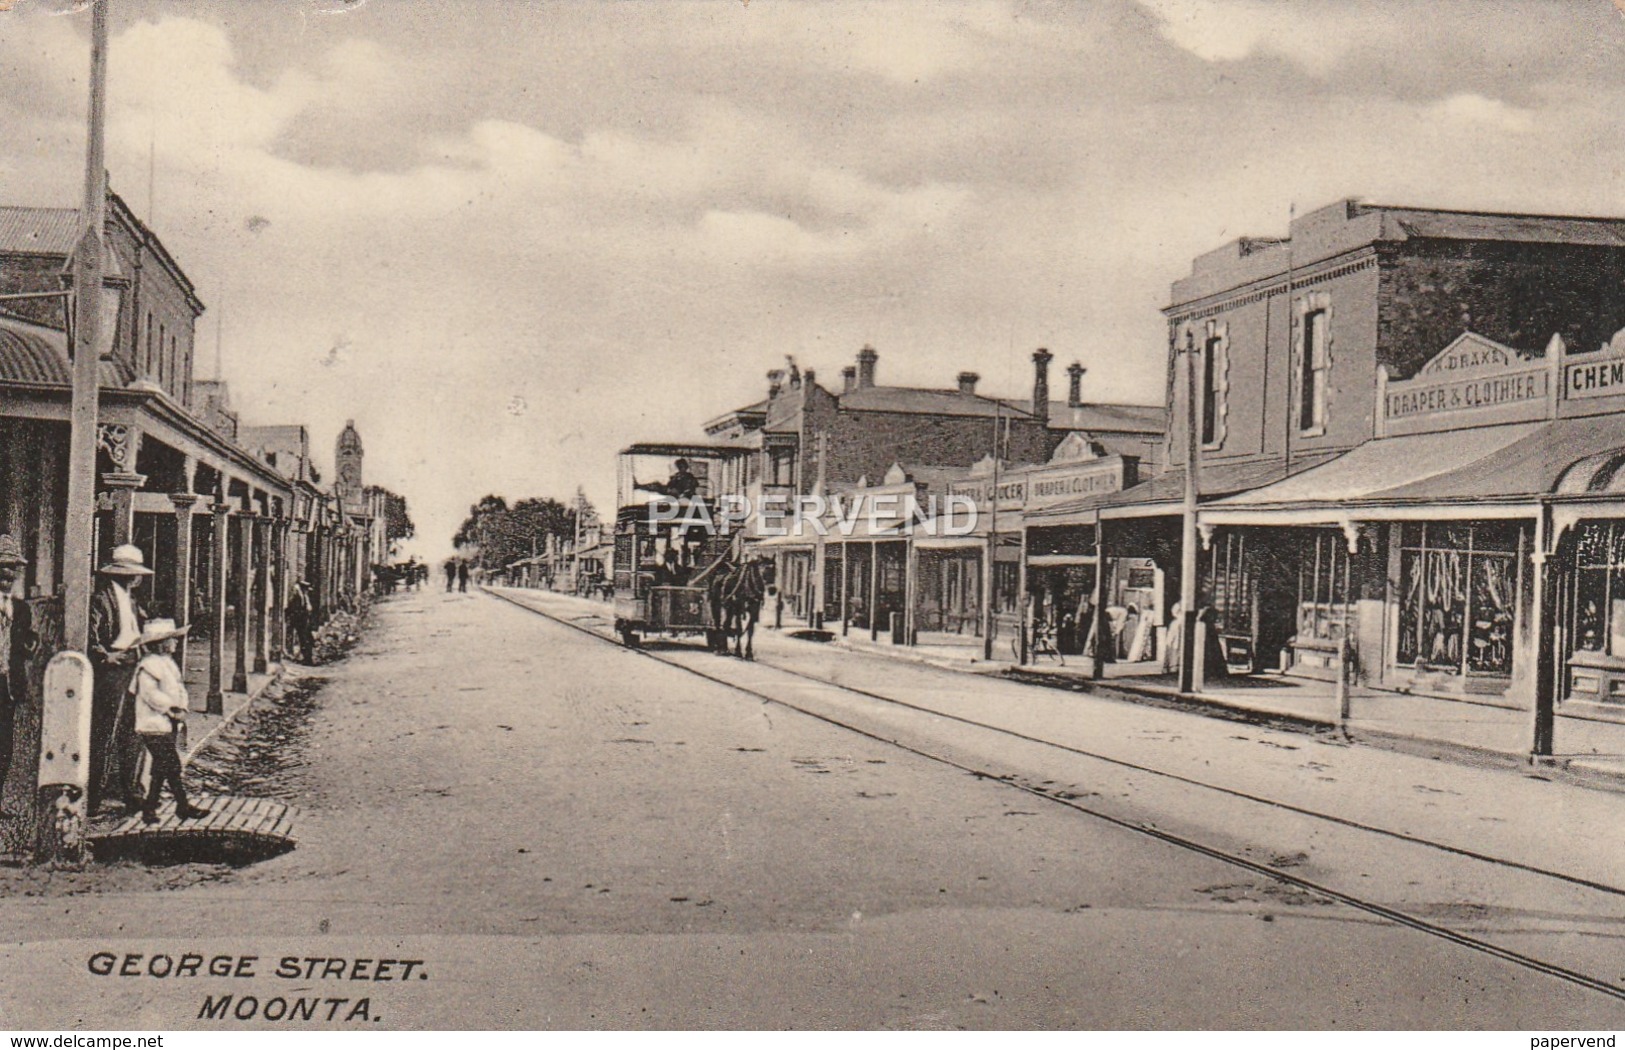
(811, 431, 828, 630)
(39, 0, 111, 865)
(982, 400, 1002, 661)
(1178, 327, 1204, 695)
(65, 1, 110, 651)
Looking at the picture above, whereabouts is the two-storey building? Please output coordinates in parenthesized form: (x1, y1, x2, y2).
(1034, 199, 1625, 732)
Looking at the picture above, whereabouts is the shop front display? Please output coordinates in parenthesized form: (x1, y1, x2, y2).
(1564, 520, 1625, 704)
(1393, 522, 1526, 689)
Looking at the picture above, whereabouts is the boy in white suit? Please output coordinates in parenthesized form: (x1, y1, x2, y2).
(131, 619, 210, 825)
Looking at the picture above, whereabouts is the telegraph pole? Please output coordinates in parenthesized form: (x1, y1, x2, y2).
(1178, 327, 1203, 694)
(982, 400, 1001, 660)
(65, 1, 110, 651)
(39, 0, 111, 865)
(811, 431, 828, 629)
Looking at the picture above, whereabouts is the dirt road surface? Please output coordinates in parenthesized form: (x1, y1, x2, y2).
(1, 588, 1621, 1030)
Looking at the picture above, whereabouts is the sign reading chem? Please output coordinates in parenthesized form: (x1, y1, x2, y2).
(1565, 350, 1625, 400)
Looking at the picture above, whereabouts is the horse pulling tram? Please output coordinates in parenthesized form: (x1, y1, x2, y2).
(612, 442, 773, 655)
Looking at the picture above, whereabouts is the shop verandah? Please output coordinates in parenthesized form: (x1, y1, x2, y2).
(0, 319, 359, 853)
(1180, 404, 1625, 761)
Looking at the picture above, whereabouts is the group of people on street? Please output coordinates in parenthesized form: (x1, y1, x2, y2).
(86, 543, 207, 822)
(444, 558, 470, 593)
(373, 558, 429, 596)
(0, 532, 341, 826)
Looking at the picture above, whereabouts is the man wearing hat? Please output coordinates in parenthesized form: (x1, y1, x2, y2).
(634, 458, 700, 501)
(0, 535, 32, 820)
(88, 543, 152, 812)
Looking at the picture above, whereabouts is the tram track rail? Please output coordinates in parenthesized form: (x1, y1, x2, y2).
(487, 587, 1625, 1005)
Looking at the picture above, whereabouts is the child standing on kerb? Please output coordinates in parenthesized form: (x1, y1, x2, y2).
(130, 618, 210, 825)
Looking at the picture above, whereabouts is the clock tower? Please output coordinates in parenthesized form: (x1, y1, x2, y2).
(335, 419, 364, 511)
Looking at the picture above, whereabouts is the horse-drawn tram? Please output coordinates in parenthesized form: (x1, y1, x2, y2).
(612, 442, 750, 650)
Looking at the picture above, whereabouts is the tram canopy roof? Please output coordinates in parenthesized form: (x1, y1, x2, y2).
(1205, 413, 1625, 519)
(619, 440, 752, 459)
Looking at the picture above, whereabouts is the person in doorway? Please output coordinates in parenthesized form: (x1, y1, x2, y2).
(286, 580, 316, 664)
(1072, 589, 1095, 657)
(457, 560, 470, 593)
(88, 543, 151, 812)
(0, 535, 34, 820)
(129, 618, 209, 824)
(1118, 603, 1141, 661)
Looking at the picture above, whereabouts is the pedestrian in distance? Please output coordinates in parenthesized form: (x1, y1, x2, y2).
(444, 558, 456, 593)
(129, 618, 209, 825)
(0, 535, 34, 821)
(457, 560, 470, 593)
(286, 580, 316, 665)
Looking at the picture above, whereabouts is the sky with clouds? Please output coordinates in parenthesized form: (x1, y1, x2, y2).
(1, 0, 1622, 556)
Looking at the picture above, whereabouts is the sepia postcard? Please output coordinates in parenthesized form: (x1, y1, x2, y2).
(1, 0, 1624, 1035)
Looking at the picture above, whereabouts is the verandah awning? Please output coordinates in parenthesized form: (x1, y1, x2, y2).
(1201, 413, 1625, 526)
(1024, 457, 1319, 527)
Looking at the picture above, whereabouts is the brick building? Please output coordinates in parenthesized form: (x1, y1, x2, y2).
(1023, 199, 1625, 747)
(703, 345, 1161, 523)
(683, 345, 1162, 626)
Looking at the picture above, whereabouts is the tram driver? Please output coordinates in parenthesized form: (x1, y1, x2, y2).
(634, 458, 700, 501)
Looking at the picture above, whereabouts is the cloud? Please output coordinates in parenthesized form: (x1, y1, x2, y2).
(1427, 92, 1535, 134)
(1137, 0, 1363, 66)
(3, 1, 1622, 558)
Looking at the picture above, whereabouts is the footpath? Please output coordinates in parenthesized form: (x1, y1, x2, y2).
(490, 585, 1625, 898)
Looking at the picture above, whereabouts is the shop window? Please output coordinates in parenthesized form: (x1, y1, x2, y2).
(1189, 323, 1222, 451)
(1572, 522, 1625, 657)
(1396, 523, 1522, 677)
(1296, 530, 1352, 648)
(1294, 294, 1331, 436)
(1208, 531, 1253, 639)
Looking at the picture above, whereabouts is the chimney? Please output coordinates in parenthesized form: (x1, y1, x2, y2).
(841, 365, 857, 393)
(956, 371, 980, 396)
(767, 369, 785, 399)
(856, 345, 878, 389)
(1031, 348, 1053, 425)
(1066, 361, 1086, 407)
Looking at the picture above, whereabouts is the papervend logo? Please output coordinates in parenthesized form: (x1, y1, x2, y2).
(645, 494, 979, 537)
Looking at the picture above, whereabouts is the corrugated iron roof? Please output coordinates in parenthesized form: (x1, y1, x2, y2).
(1025, 457, 1328, 523)
(1044, 401, 1166, 433)
(1190, 416, 1625, 515)
(839, 386, 1037, 419)
(0, 315, 133, 388)
(0, 207, 81, 256)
